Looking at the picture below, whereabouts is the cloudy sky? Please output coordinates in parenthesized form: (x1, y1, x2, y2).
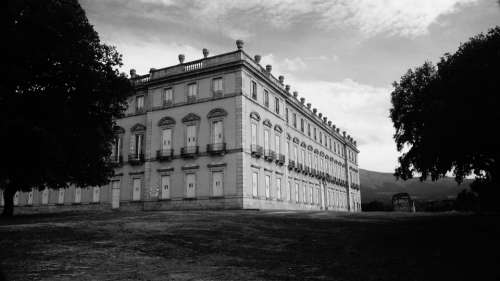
(81, 0, 500, 173)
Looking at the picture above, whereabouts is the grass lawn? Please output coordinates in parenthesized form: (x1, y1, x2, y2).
(0, 210, 499, 281)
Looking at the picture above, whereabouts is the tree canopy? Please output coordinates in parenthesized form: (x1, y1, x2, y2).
(390, 27, 500, 210)
(0, 0, 132, 216)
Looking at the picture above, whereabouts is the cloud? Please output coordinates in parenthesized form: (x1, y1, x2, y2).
(136, 0, 479, 38)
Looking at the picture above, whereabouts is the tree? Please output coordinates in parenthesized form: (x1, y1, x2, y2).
(390, 27, 500, 211)
(0, 0, 132, 216)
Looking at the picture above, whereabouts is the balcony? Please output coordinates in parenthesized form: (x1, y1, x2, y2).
(251, 145, 263, 158)
(288, 160, 295, 170)
(181, 146, 199, 158)
(207, 143, 226, 155)
(276, 154, 285, 165)
(296, 163, 303, 172)
(156, 149, 174, 161)
(187, 95, 197, 104)
(264, 149, 276, 162)
(304, 166, 310, 175)
(162, 100, 173, 107)
(311, 169, 316, 177)
(128, 153, 145, 165)
(110, 155, 123, 167)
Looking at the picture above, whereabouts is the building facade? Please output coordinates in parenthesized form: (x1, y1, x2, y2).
(0, 41, 361, 213)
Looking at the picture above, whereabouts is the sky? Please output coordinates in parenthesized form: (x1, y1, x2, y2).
(80, 0, 500, 173)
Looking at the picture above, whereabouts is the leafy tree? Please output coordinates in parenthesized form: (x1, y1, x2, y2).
(390, 27, 500, 211)
(0, 0, 132, 216)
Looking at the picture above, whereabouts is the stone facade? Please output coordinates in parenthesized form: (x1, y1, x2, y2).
(1, 41, 361, 213)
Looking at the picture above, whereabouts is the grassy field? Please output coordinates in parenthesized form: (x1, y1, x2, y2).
(0, 210, 499, 281)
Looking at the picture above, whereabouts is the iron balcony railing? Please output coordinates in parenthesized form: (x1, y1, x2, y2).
(207, 143, 226, 155)
(264, 149, 276, 162)
(276, 154, 286, 165)
(128, 153, 145, 165)
(110, 155, 123, 166)
(156, 149, 174, 161)
(251, 145, 263, 158)
(181, 146, 199, 158)
(288, 160, 295, 170)
(296, 163, 303, 172)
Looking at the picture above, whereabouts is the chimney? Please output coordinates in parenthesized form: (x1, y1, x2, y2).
(293, 91, 298, 98)
(202, 48, 209, 58)
(300, 97, 305, 104)
(254, 55, 261, 64)
(266, 64, 272, 73)
(236, 39, 244, 50)
(130, 69, 136, 78)
(279, 75, 284, 84)
(178, 54, 185, 64)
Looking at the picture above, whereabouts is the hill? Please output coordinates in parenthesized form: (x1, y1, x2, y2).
(360, 169, 471, 203)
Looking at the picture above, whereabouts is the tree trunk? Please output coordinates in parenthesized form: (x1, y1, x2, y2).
(1, 188, 15, 217)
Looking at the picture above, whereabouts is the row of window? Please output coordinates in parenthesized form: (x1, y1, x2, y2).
(1, 187, 102, 206)
(251, 80, 282, 115)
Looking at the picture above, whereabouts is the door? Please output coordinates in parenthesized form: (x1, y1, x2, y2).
(186, 174, 196, 198)
(162, 129, 172, 151)
(58, 188, 65, 204)
(75, 187, 82, 203)
(213, 121, 223, 144)
(161, 175, 170, 200)
(112, 181, 120, 209)
(212, 172, 223, 197)
(42, 188, 49, 205)
(133, 178, 141, 201)
(187, 125, 196, 147)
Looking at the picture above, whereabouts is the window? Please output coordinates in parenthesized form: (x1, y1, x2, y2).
(161, 175, 170, 199)
(130, 134, 144, 158)
(329, 138, 332, 150)
(212, 172, 223, 197)
(133, 178, 141, 201)
(276, 178, 282, 200)
(162, 88, 173, 105)
(275, 135, 280, 154)
(265, 175, 271, 199)
(213, 78, 223, 93)
(294, 183, 299, 202)
(212, 120, 223, 144)
(287, 142, 291, 160)
(294, 145, 298, 163)
(307, 124, 311, 137)
(287, 181, 291, 201)
(251, 81, 257, 100)
(300, 119, 304, 132)
(264, 129, 270, 151)
(264, 90, 269, 107)
(286, 108, 289, 123)
(111, 136, 121, 161)
(136, 95, 144, 112)
(252, 172, 258, 197)
(188, 83, 197, 100)
(275, 97, 280, 114)
(93, 186, 100, 202)
(161, 128, 172, 151)
(293, 113, 297, 128)
(320, 132, 323, 144)
(325, 135, 327, 147)
(42, 188, 49, 205)
(186, 125, 197, 147)
(75, 187, 81, 203)
(58, 188, 65, 204)
(314, 128, 317, 140)
(186, 174, 196, 198)
(27, 189, 33, 205)
(309, 185, 313, 204)
(13, 192, 19, 206)
(251, 123, 258, 146)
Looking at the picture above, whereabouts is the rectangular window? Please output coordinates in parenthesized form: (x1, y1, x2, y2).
(275, 135, 280, 154)
(93, 186, 101, 202)
(314, 128, 317, 140)
(161, 128, 172, 151)
(287, 181, 291, 201)
(329, 138, 332, 150)
(162, 88, 173, 105)
(251, 123, 257, 146)
(136, 95, 144, 112)
(276, 178, 282, 200)
(265, 175, 270, 199)
(264, 129, 270, 151)
(252, 172, 258, 197)
(286, 108, 289, 123)
(293, 113, 297, 128)
(188, 83, 197, 102)
(294, 183, 299, 202)
(212, 172, 223, 197)
(212, 120, 223, 144)
(251, 81, 257, 100)
(187, 125, 197, 147)
(130, 134, 144, 158)
(320, 132, 323, 144)
(42, 188, 49, 205)
(58, 188, 65, 204)
(161, 175, 170, 199)
(132, 178, 141, 201)
(300, 119, 304, 132)
(186, 174, 196, 198)
(264, 90, 269, 107)
(308, 124, 311, 137)
(213, 78, 223, 92)
(27, 189, 33, 205)
(111, 136, 121, 161)
(75, 187, 81, 203)
(275, 97, 280, 114)
(294, 145, 298, 163)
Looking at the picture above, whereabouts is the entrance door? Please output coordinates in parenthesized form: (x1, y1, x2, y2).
(112, 181, 120, 209)
(161, 175, 170, 200)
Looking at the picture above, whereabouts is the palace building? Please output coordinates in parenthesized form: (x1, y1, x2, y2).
(1, 40, 361, 213)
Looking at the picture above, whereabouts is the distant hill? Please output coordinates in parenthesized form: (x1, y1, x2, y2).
(360, 169, 471, 203)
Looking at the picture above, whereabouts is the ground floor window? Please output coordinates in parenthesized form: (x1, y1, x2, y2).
(265, 175, 271, 199)
(132, 179, 141, 201)
(75, 187, 82, 203)
(252, 172, 258, 197)
(276, 178, 281, 200)
(161, 175, 171, 199)
(294, 183, 299, 203)
(186, 173, 196, 198)
(42, 188, 49, 205)
(27, 189, 33, 205)
(93, 186, 100, 203)
(13, 192, 19, 206)
(287, 181, 291, 201)
(58, 188, 65, 204)
(212, 172, 223, 197)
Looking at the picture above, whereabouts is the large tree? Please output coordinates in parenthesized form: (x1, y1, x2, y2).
(0, 0, 132, 216)
(390, 27, 500, 211)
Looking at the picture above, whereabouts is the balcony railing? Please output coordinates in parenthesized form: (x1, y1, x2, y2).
(296, 163, 303, 172)
(264, 149, 276, 162)
(128, 153, 145, 165)
(181, 146, 199, 158)
(304, 166, 310, 175)
(110, 155, 123, 167)
(207, 143, 226, 155)
(288, 160, 295, 170)
(251, 145, 263, 158)
(156, 149, 174, 161)
(276, 154, 285, 165)
(187, 95, 197, 103)
(311, 169, 316, 177)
